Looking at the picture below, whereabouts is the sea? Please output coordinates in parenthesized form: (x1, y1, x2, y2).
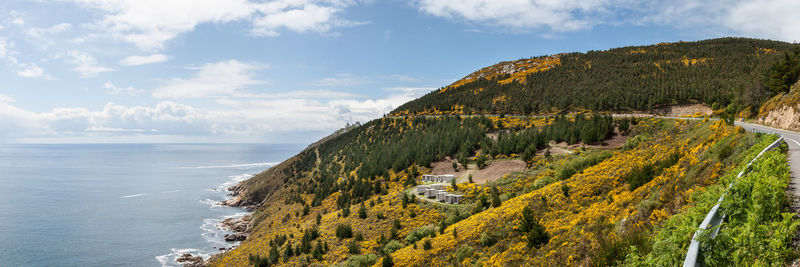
(0, 143, 304, 266)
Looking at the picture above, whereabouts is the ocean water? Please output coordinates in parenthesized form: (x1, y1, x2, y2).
(0, 143, 303, 266)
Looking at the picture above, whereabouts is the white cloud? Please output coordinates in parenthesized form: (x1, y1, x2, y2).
(387, 74, 419, 82)
(251, 0, 367, 37)
(73, 0, 366, 51)
(0, 84, 431, 142)
(16, 63, 45, 78)
(11, 18, 24, 26)
(231, 89, 361, 99)
(415, 0, 609, 32)
(26, 22, 72, 39)
(120, 54, 170, 66)
(0, 38, 7, 58)
(60, 50, 114, 78)
(0, 101, 45, 141)
(75, 0, 256, 51)
(152, 59, 263, 98)
(311, 73, 363, 87)
(415, 0, 800, 41)
(104, 81, 142, 95)
(0, 94, 15, 103)
(25, 22, 73, 49)
(717, 0, 800, 42)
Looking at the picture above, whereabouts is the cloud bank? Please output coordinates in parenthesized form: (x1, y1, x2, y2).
(415, 0, 800, 41)
(0, 87, 433, 143)
(74, 0, 367, 51)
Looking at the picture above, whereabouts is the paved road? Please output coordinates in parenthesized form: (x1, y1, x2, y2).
(734, 122, 800, 208)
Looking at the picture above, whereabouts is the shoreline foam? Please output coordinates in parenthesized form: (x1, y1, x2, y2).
(155, 173, 254, 267)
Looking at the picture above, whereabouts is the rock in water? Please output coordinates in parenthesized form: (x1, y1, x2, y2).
(176, 253, 204, 267)
(224, 233, 248, 242)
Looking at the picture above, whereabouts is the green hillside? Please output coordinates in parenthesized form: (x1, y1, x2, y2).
(393, 38, 798, 116)
(209, 38, 800, 266)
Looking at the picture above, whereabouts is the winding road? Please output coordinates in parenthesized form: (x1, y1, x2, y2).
(734, 122, 800, 208)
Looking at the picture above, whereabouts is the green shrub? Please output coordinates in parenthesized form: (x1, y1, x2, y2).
(404, 225, 435, 244)
(336, 224, 354, 239)
(382, 254, 394, 267)
(455, 245, 474, 262)
(518, 206, 549, 248)
(480, 231, 498, 247)
(348, 240, 360, 254)
(531, 175, 556, 191)
(339, 254, 377, 267)
(358, 204, 368, 219)
(383, 240, 403, 255)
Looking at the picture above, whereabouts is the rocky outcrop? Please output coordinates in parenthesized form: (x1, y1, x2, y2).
(221, 214, 252, 233)
(224, 233, 248, 242)
(218, 184, 258, 210)
(759, 104, 800, 132)
(758, 83, 800, 132)
(176, 254, 204, 267)
(221, 214, 252, 243)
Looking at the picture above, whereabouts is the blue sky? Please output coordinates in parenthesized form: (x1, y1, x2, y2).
(0, 0, 798, 144)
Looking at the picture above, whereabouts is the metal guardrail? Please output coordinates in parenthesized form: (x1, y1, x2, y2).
(682, 136, 784, 267)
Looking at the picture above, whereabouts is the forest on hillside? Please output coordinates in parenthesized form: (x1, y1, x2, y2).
(214, 117, 797, 266)
(393, 38, 799, 116)
(274, 115, 617, 223)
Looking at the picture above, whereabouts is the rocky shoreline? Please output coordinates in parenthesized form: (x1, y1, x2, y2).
(179, 183, 255, 267)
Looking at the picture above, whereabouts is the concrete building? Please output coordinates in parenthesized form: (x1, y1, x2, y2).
(436, 191, 448, 202)
(422, 174, 455, 183)
(425, 188, 438, 198)
(451, 195, 463, 204)
(416, 185, 430, 195)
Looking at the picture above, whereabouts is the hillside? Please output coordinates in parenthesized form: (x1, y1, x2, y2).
(393, 38, 798, 116)
(207, 38, 800, 266)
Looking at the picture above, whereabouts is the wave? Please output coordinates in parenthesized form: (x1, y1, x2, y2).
(157, 173, 253, 265)
(155, 248, 210, 267)
(215, 173, 255, 192)
(199, 198, 222, 208)
(178, 162, 279, 169)
(200, 212, 250, 246)
(121, 193, 149, 198)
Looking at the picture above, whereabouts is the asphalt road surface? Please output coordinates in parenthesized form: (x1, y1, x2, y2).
(735, 122, 800, 208)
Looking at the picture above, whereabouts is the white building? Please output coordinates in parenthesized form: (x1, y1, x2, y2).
(416, 185, 430, 195)
(422, 174, 455, 183)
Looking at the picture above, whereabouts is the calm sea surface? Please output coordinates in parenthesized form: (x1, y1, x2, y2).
(0, 143, 303, 266)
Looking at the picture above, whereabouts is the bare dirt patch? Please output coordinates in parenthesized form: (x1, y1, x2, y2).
(470, 160, 527, 184)
(430, 157, 470, 178)
(429, 158, 527, 185)
(548, 130, 629, 151)
(653, 104, 713, 117)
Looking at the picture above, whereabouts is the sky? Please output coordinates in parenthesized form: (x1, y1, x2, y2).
(0, 0, 798, 144)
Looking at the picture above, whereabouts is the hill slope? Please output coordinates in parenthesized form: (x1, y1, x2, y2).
(208, 38, 800, 266)
(393, 38, 797, 116)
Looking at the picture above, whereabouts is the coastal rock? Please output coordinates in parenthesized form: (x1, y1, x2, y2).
(218, 195, 243, 207)
(176, 253, 204, 267)
(224, 233, 248, 242)
(221, 214, 252, 233)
